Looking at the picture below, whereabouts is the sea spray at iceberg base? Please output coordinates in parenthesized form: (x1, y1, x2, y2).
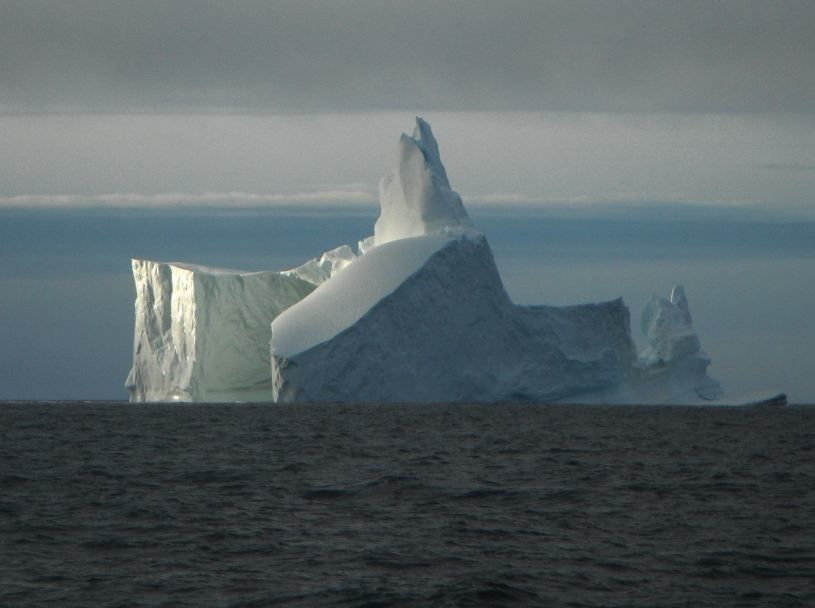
(126, 118, 779, 405)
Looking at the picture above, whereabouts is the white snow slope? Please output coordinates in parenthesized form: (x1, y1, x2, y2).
(272, 233, 455, 359)
(271, 232, 637, 403)
(128, 117, 770, 405)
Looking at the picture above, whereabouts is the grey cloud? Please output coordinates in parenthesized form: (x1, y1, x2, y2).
(2, 0, 814, 113)
(758, 163, 815, 172)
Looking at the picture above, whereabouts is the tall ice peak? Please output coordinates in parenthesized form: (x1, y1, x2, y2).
(373, 117, 474, 246)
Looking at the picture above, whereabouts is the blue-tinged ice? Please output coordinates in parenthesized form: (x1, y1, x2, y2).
(127, 118, 781, 405)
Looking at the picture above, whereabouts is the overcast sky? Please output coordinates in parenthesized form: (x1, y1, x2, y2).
(0, 111, 813, 219)
(1, 1, 814, 216)
(2, 0, 815, 114)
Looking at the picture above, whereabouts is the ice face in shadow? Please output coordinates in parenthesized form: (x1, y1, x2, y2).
(126, 117, 756, 405)
(271, 233, 637, 403)
(633, 285, 723, 403)
(641, 285, 700, 365)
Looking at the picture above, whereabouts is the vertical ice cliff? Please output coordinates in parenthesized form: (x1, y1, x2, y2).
(128, 117, 741, 405)
(125, 261, 316, 402)
(126, 240, 360, 402)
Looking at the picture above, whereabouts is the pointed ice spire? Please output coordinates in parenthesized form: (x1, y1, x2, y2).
(670, 284, 692, 324)
(640, 284, 702, 364)
(373, 117, 473, 246)
(411, 116, 449, 187)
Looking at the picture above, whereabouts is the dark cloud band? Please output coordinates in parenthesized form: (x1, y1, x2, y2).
(2, 0, 814, 113)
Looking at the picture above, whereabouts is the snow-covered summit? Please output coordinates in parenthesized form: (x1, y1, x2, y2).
(373, 117, 474, 246)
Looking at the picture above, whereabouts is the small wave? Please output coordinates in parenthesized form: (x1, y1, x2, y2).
(172, 469, 252, 484)
(0, 474, 29, 486)
(451, 488, 519, 500)
(428, 580, 543, 607)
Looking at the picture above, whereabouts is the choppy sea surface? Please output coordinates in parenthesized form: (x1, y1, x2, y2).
(1, 403, 813, 608)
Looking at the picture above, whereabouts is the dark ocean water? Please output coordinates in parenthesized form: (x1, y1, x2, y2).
(1, 403, 813, 608)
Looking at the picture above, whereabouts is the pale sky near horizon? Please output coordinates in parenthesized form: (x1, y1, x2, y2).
(1, 1, 814, 217)
(1, 1, 814, 401)
(1, 112, 814, 220)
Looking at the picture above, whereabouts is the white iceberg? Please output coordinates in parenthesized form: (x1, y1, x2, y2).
(125, 251, 342, 402)
(126, 117, 783, 406)
(271, 231, 637, 403)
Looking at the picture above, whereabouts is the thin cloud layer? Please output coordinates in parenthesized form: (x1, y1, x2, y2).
(2, 1, 814, 114)
(0, 189, 376, 208)
(3, 190, 810, 223)
(2, 111, 813, 214)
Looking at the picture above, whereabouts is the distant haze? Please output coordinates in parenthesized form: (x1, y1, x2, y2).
(1, 112, 814, 218)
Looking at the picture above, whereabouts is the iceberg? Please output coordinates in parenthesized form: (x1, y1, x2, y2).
(126, 117, 782, 405)
(271, 232, 638, 403)
(125, 252, 343, 402)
